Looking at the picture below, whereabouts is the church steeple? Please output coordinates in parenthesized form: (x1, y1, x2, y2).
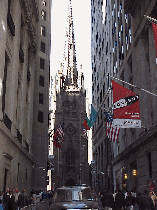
(62, 1, 78, 87)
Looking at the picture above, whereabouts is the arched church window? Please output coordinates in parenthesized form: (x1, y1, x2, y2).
(65, 148, 76, 173)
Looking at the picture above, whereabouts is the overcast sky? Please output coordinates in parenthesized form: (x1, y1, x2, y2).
(51, 0, 92, 100)
(51, 0, 92, 163)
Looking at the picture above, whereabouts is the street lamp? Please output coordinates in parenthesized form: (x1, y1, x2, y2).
(132, 169, 137, 176)
(124, 174, 128, 179)
(93, 151, 98, 191)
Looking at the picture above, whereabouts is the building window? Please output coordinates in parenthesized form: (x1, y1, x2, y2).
(42, 0, 46, 6)
(38, 111, 44, 123)
(40, 42, 45, 53)
(65, 148, 76, 173)
(40, 58, 45, 70)
(41, 10, 46, 21)
(41, 25, 46, 37)
(39, 93, 44, 104)
(39, 75, 44, 87)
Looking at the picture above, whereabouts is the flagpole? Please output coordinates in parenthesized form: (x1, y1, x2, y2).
(58, 147, 59, 188)
(144, 15, 157, 25)
(108, 74, 157, 97)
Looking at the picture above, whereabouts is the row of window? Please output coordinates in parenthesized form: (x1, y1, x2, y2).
(38, 1, 47, 124)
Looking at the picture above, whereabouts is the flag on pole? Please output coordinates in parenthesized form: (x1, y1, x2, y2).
(105, 110, 120, 143)
(53, 122, 64, 148)
(145, 15, 157, 64)
(83, 127, 88, 139)
(152, 22, 157, 64)
(83, 117, 92, 130)
(112, 80, 141, 128)
(90, 104, 98, 125)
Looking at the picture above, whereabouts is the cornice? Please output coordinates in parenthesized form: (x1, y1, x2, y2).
(133, 0, 157, 47)
(20, 0, 38, 54)
(112, 124, 157, 166)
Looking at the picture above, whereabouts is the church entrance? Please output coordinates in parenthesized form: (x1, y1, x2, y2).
(65, 178, 76, 186)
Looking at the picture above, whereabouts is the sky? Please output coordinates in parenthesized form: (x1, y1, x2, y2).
(51, 0, 93, 163)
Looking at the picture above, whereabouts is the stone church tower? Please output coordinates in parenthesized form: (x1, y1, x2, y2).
(52, 2, 89, 188)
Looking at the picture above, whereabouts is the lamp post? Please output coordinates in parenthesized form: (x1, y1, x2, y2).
(93, 151, 98, 192)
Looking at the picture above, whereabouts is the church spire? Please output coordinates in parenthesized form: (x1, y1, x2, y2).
(62, 1, 78, 87)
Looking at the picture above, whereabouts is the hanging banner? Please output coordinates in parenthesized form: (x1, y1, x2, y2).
(112, 80, 141, 128)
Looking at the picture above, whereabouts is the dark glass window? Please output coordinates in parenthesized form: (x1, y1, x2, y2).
(40, 42, 45, 53)
(39, 76, 44, 87)
(40, 58, 45, 70)
(38, 111, 44, 123)
(39, 93, 44, 104)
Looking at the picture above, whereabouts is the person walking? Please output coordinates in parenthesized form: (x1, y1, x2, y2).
(0, 200, 4, 210)
(3, 188, 10, 210)
(101, 190, 107, 209)
(115, 189, 125, 210)
(8, 190, 15, 210)
(135, 193, 143, 210)
(107, 191, 114, 210)
(125, 191, 135, 210)
(13, 189, 20, 210)
(141, 190, 155, 210)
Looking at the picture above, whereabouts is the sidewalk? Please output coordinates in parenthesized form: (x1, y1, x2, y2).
(20, 198, 53, 210)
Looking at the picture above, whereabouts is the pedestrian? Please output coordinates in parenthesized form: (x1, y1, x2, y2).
(115, 189, 125, 210)
(149, 191, 156, 206)
(101, 190, 107, 209)
(3, 188, 10, 210)
(107, 190, 114, 210)
(141, 189, 155, 210)
(13, 189, 20, 210)
(0, 200, 4, 210)
(125, 191, 135, 210)
(8, 190, 15, 210)
(135, 193, 142, 210)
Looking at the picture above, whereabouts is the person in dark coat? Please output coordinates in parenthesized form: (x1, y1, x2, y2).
(135, 193, 143, 210)
(8, 191, 15, 210)
(141, 190, 155, 210)
(125, 191, 135, 210)
(101, 190, 107, 209)
(107, 191, 114, 209)
(101, 190, 114, 209)
(115, 189, 125, 210)
(3, 189, 10, 210)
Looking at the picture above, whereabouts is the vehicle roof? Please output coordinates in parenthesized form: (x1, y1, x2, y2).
(56, 186, 90, 190)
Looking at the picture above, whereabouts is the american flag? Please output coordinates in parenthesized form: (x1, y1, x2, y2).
(53, 122, 64, 148)
(56, 122, 64, 141)
(83, 127, 88, 139)
(105, 110, 120, 143)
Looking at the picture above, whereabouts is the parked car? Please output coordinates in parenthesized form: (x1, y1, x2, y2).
(50, 186, 98, 210)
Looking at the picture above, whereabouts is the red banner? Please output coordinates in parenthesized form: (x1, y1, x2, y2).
(112, 80, 140, 125)
(112, 80, 140, 119)
(152, 23, 157, 57)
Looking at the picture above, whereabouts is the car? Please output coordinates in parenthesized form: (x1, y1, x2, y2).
(50, 186, 99, 210)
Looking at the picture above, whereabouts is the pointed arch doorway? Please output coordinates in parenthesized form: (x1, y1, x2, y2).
(65, 178, 76, 186)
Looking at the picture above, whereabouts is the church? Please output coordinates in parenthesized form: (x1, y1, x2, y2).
(52, 2, 89, 188)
